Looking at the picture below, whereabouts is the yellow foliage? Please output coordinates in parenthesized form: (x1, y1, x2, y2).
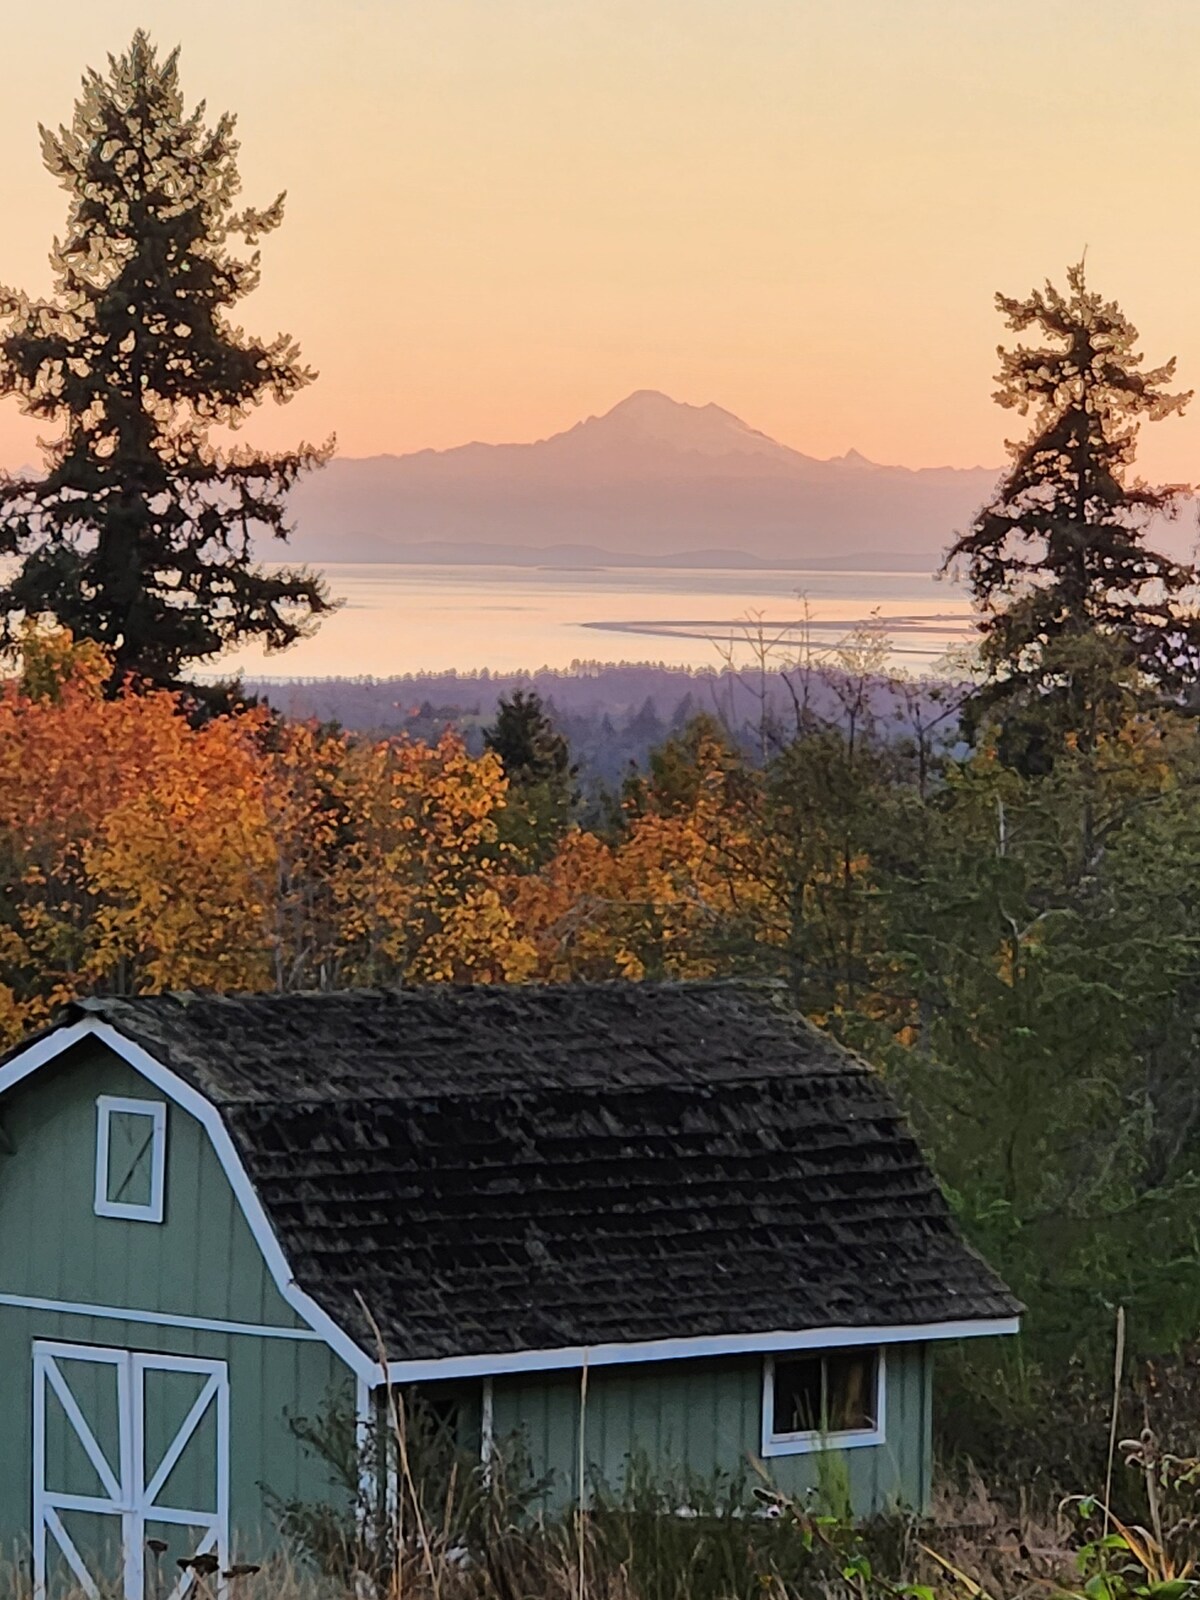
(336, 730, 533, 982)
(0, 631, 537, 1044)
(508, 732, 775, 981)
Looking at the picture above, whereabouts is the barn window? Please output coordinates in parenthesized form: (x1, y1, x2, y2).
(94, 1096, 167, 1223)
(761, 1347, 885, 1455)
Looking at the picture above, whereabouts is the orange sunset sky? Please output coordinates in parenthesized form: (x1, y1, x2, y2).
(0, 0, 1198, 478)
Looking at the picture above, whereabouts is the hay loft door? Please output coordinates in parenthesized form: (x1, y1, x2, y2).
(33, 1342, 229, 1600)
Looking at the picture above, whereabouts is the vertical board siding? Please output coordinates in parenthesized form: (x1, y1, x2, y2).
(490, 1345, 932, 1518)
(0, 1042, 355, 1565)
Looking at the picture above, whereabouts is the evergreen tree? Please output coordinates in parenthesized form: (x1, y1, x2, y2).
(622, 712, 738, 818)
(945, 263, 1200, 739)
(0, 33, 334, 690)
(484, 689, 577, 866)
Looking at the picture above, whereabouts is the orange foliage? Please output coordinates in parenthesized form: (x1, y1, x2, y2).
(0, 631, 533, 1044)
(0, 633, 277, 1037)
(507, 730, 774, 981)
(0, 631, 875, 1050)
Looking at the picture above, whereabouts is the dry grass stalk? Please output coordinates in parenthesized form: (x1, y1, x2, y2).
(1103, 1305, 1126, 1540)
(353, 1290, 441, 1600)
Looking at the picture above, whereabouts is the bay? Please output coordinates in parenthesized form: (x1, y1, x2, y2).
(215, 562, 976, 679)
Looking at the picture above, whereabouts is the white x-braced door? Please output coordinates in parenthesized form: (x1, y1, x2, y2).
(33, 1341, 229, 1600)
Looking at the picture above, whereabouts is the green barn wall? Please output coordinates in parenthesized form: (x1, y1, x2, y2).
(0, 1041, 355, 1566)
(485, 1344, 933, 1517)
(0, 1041, 309, 1328)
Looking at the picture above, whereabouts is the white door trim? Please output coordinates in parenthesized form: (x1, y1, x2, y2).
(33, 1342, 128, 1600)
(32, 1341, 229, 1600)
(134, 1351, 230, 1600)
(41, 1356, 124, 1502)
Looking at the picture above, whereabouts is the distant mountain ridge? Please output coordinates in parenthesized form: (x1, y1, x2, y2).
(279, 390, 1003, 567)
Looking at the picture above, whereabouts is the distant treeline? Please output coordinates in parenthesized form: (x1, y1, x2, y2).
(243, 660, 961, 794)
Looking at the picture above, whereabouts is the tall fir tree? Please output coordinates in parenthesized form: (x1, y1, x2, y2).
(945, 263, 1200, 743)
(0, 33, 334, 691)
(484, 689, 577, 866)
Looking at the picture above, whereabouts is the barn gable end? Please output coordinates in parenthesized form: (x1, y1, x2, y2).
(0, 1032, 357, 1581)
(0, 1039, 313, 1333)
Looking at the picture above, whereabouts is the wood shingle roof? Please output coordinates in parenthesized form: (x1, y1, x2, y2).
(64, 982, 1020, 1361)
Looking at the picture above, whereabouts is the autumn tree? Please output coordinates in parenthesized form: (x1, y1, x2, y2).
(0, 628, 278, 1039)
(0, 33, 333, 691)
(945, 263, 1200, 746)
(273, 728, 534, 987)
(507, 721, 767, 982)
(0, 629, 541, 1040)
(621, 711, 739, 818)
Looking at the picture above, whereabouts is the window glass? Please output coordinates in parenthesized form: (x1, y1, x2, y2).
(773, 1354, 823, 1433)
(824, 1349, 877, 1431)
(105, 1108, 156, 1210)
(772, 1348, 878, 1436)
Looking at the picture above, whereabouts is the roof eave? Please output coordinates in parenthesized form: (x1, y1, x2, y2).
(379, 1313, 1022, 1385)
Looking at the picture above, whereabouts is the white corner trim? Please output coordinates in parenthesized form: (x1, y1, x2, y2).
(481, 1374, 496, 1477)
(760, 1348, 887, 1457)
(354, 1375, 375, 1532)
(382, 1315, 1020, 1384)
(94, 1095, 167, 1223)
(0, 1018, 377, 1384)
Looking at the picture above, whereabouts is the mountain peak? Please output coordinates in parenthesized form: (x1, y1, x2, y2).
(575, 390, 797, 462)
(607, 388, 682, 414)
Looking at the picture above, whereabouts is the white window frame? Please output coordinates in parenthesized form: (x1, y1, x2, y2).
(94, 1096, 167, 1224)
(761, 1346, 886, 1456)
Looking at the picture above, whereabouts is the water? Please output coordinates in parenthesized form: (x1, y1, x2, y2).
(215, 563, 975, 679)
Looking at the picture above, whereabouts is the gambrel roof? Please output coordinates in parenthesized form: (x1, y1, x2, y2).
(33, 982, 1019, 1367)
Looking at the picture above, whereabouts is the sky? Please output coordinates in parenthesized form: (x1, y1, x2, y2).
(0, 0, 1199, 478)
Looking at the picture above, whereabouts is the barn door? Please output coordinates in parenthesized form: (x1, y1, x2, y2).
(33, 1343, 131, 1599)
(33, 1342, 229, 1600)
(136, 1353, 230, 1599)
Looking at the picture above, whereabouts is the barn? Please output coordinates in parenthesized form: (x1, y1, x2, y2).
(0, 981, 1019, 1596)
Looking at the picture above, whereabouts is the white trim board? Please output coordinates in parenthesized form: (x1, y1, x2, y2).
(94, 1094, 167, 1223)
(0, 1291, 325, 1342)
